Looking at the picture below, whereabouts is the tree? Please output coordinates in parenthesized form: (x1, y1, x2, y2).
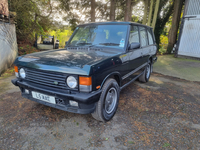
(10, 0, 54, 41)
(91, 0, 96, 22)
(154, 0, 174, 46)
(147, 0, 154, 26)
(167, 0, 184, 53)
(124, 0, 131, 21)
(110, 0, 116, 21)
(152, 0, 160, 29)
(142, 0, 149, 25)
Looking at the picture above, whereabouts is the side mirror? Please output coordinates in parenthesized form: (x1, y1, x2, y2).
(129, 42, 140, 50)
(65, 41, 68, 45)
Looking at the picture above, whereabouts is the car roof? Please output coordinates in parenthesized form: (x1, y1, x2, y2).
(78, 21, 153, 29)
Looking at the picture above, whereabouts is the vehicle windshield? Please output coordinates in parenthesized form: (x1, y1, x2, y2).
(67, 25, 128, 50)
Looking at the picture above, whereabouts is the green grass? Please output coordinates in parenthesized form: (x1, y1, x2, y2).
(163, 142, 171, 148)
(154, 55, 200, 82)
(128, 141, 135, 144)
(0, 68, 15, 79)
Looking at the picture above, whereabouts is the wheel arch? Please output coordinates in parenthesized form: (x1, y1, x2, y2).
(100, 72, 122, 89)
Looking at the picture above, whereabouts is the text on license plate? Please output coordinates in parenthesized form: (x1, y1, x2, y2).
(32, 91, 56, 104)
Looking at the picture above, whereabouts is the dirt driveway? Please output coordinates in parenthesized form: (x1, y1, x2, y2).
(0, 73, 200, 150)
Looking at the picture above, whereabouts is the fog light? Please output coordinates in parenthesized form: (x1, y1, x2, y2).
(69, 100, 78, 107)
(15, 72, 19, 78)
(25, 89, 29, 94)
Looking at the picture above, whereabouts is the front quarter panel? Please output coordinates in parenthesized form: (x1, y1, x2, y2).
(92, 53, 130, 91)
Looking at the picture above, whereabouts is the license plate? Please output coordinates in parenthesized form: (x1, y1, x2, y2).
(32, 91, 56, 104)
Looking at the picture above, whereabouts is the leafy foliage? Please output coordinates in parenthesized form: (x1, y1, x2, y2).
(10, 0, 182, 53)
(49, 28, 73, 47)
(10, 0, 55, 41)
(154, 0, 174, 47)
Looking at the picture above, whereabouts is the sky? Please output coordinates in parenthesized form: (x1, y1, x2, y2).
(51, 0, 144, 25)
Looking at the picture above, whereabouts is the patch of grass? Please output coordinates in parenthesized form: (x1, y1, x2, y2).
(163, 142, 171, 148)
(128, 141, 135, 144)
(0, 66, 15, 79)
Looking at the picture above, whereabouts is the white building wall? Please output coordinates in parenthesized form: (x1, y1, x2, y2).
(178, 0, 200, 59)
(0, 22, 18, 74)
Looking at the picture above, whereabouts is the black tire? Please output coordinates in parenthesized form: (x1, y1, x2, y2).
(91, 78, 120, 122)
(139, 62, 152, 83)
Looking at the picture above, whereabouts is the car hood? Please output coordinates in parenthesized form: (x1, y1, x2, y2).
(15, 48, 121, 75)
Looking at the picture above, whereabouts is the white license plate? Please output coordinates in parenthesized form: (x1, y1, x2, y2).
(32, 91, 56, 104)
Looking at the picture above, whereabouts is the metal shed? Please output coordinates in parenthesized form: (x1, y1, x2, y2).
(176, 0, 200, 59)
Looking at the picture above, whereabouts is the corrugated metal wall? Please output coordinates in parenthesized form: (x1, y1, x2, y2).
(185, 0, 200, 16)
(178, 0, 200, 58)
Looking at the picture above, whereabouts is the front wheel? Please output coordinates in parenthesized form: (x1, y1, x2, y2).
(139, 62, 152, 83)
(91, 78, 120, 122)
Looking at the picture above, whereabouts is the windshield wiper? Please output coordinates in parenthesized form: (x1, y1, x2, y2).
(99, 43, 119, 46)
(76, 42, 92, 46)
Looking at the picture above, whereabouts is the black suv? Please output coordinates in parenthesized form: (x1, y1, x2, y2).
(12, 22, 157, 122)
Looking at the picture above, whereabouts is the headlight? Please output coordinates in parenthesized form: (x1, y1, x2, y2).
(19, 68, 26, 78)
(66, 76, 77, 88)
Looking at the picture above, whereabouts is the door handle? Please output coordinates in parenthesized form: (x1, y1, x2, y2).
(184, 16, 196, 20)
(184, 16, 196, 19)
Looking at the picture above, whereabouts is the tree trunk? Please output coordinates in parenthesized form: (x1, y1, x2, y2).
(124, 0, 131, 21)
(154, 2, 174, 47)
(91, 0, 95, 22)
(147, 0, 154, 26)
(129, 1, 133, 21)
(110, 0, 116, 21)
(142, 0, 149, 25)
(152, 0, 160, 30)
(167, 0, 184, 53)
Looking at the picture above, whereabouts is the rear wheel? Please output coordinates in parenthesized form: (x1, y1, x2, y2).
(139, 62, 151, 83)
(91, 78, 120, 122)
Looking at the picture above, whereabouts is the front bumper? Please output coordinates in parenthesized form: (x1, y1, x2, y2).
(11, 78, 101, 114)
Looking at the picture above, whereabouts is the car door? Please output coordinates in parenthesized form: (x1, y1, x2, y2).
(147, 27, 157, 58)
(139, 26, 150, 64)
(124, 25, 144, 82)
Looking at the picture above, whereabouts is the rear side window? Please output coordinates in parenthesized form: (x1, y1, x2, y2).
(147, 28, 154, 45)
(139, 27, 148, 47)
(129, 26, 139, 44)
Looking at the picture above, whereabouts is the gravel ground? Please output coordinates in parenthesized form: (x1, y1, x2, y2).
(0, 73, 200, 150)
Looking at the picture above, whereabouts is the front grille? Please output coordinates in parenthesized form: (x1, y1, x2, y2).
(23, 68, 76, 90)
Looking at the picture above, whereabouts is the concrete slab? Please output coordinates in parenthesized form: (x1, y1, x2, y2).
(153, 55, 200, 82)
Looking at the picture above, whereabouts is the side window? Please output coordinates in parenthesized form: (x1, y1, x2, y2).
(139, 27, 148, 47)
(147, 28, 154, 45)
(129, 26, 139, 44)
